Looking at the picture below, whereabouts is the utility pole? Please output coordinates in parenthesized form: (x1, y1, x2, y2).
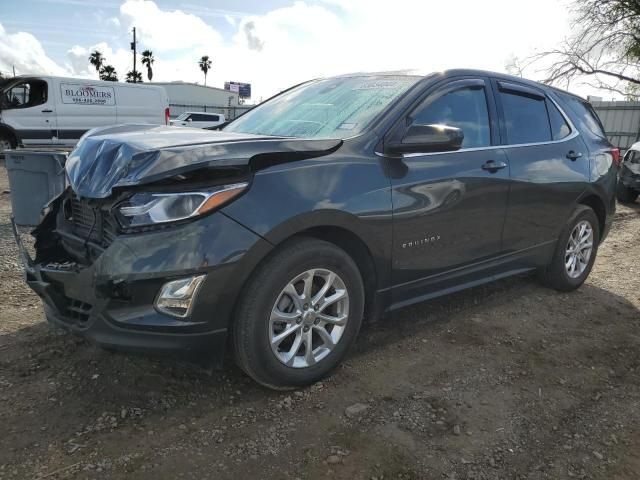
(130, 27, 137, 83)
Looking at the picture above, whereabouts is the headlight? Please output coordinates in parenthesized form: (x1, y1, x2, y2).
(116, 182, 248, 228)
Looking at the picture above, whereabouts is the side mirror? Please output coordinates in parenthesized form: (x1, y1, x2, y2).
(187, 118, 193, 122)
(387, 124, 464, 154)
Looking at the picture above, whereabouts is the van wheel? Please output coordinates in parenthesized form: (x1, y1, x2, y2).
(0, 133, 16, 152)
(616, 182, 638, 204)
(233, 237, 364, 390)
(539, 205, 600, 292)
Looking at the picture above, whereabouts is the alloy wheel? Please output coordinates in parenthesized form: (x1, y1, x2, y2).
(565, 220, 594, 278)
(269, 268, 349, 368)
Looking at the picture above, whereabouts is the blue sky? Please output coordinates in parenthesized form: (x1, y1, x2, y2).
(0, 0, 298, 64)
(0, 0, 602, 100)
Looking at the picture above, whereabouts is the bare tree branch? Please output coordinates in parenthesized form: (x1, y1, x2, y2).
(520, 0, 640, 94)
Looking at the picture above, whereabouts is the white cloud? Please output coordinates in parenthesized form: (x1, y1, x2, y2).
(119, 0, 222, 53)
(0, 0, 591, 99)
(0, 23, 68, 76)
(66, 42, 133, 81)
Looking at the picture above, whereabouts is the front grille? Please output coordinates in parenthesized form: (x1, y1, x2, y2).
(68, 196, 118, 247)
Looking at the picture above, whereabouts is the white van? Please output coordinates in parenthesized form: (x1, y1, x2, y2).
(0, 75, 169, 149)
(170, 111, 226, 129)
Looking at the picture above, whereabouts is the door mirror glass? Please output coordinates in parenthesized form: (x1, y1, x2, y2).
(388, 123, 464, 154)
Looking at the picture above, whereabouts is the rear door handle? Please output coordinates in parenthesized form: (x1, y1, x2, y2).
(566, 150, 583, 161)
(481, 160, 507, 172)
(41, 109, 53, 113)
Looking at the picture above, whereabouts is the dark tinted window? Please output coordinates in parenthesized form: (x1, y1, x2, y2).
(559, 93, 607, 139)
(500, 91, 551, 144)
(191, 113, 219, 121)
(547, 100, 571, 140)
(412, 85, 490, 148)
(0, 80, 48, 109)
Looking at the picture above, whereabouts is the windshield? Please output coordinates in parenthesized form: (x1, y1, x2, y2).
(175, 112, 190, 120)
(224, 75, 419, 139)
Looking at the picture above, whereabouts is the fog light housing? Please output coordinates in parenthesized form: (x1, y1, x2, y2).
(155, 275, 206, 318)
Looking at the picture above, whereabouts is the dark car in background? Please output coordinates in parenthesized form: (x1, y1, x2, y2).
(617, 141, 640, 203)
(13, 70, 618, 389)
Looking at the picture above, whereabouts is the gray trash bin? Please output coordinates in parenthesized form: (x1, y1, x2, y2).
(5, 149, 68, 226)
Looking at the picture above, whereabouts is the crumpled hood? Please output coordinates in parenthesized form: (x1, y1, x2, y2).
(66, 124, 342, 198)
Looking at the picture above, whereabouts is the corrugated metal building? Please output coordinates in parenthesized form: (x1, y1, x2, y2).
(591, 101, 640, 150)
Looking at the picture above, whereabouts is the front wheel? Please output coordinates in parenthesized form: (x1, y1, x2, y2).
(233, 237, 364, 389)
(0, 133, 16, 152)
(539, 205, 600, 292)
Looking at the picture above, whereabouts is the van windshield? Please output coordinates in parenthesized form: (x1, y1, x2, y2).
(224, 75, 419, 139)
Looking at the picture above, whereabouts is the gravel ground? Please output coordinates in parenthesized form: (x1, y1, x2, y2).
(1, 164, 639, 480)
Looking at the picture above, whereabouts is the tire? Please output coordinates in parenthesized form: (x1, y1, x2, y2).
(233, 237, 365, 389)
(0, 133, 16, 152)
(539, 205, 600, 292)
(616, 181, 639, 204)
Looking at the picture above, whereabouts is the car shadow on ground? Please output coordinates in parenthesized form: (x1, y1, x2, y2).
(1, 271, 638, 416)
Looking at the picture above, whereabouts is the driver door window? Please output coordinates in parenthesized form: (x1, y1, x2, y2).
(1, 80, 48, 110)
(410, 85, 491, 149)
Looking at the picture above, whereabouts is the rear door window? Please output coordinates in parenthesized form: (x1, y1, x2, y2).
(191, 113, 219, 122)
(499, 90, 551, 144)
(547, 101, 571, 140)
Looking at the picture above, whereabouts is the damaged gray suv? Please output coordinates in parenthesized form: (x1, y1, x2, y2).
(14, 70, 617, 389)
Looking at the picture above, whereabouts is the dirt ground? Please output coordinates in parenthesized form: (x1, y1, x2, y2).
(0, 164, 639, 480)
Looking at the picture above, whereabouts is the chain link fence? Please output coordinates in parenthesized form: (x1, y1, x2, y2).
(169, 103, 253, 120)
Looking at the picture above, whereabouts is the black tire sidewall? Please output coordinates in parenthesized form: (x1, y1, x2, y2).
(548, 207, 600, 290)
(234, 238, 364, 388)
(0, 134, 15, 150)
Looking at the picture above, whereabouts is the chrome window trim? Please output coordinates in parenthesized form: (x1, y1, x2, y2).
(377, 85, 579, 158)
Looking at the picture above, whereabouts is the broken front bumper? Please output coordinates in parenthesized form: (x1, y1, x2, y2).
(11, 210, 271, 364)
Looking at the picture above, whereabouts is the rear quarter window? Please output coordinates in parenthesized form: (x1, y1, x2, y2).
(558, 92, 607, 139)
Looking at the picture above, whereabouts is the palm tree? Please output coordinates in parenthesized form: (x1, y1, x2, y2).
(89, 50, 104, 74)
(198, 55, 212, 85)
(99, 65, 118, 82)
(126, 70, 143, 83)
(141, 50, 154, 82)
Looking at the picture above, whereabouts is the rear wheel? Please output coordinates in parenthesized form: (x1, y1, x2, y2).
(616, 181, 639, 204)
(233, 237, 365, 389)
(539, 205, 600, 291)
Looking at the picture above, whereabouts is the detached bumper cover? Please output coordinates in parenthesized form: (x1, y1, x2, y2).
(12, 211, 271, 362)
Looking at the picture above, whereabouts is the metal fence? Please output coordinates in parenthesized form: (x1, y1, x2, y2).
(169, 103, 253, 120)
(591, 101, 640, 151)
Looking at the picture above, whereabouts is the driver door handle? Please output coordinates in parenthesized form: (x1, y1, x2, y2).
(481, 160, 507, 172)
(41, 109, 53, 113)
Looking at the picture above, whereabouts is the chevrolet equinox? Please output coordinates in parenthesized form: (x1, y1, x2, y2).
(13, 70, 618, 389)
